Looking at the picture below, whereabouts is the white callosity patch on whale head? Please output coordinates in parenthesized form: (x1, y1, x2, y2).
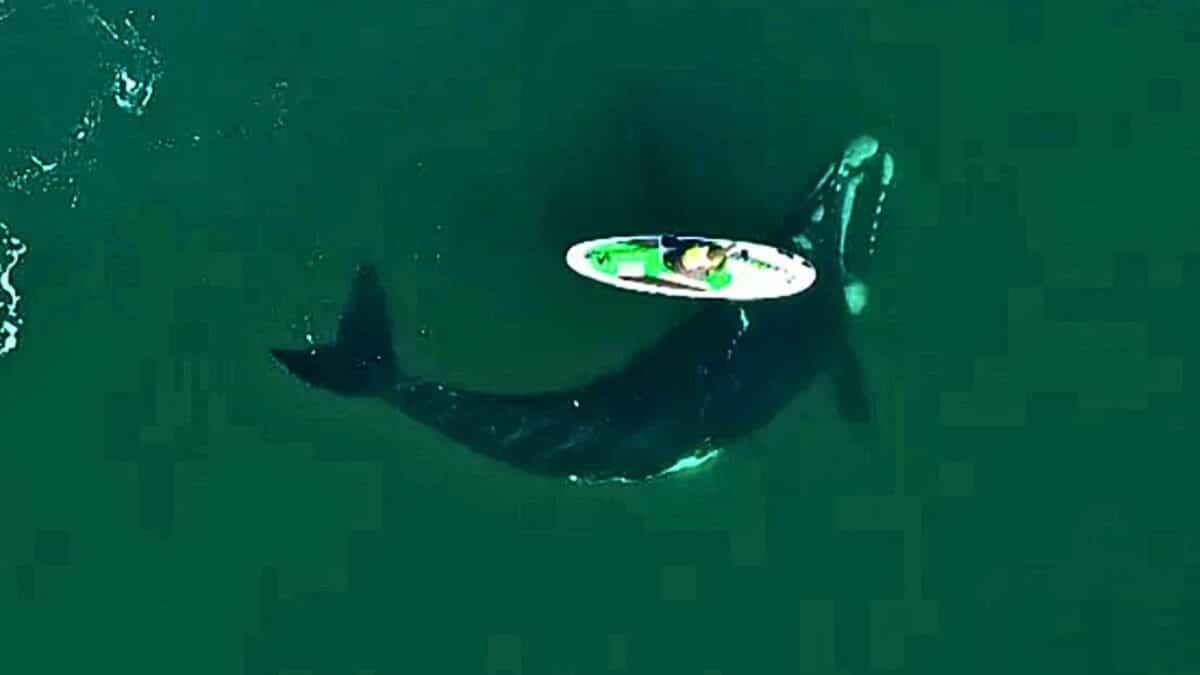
(881, 152, 895, 187)
(794, 231, 815, 253)
(842, 135, 880, 169)
(800, 134, 896, 315)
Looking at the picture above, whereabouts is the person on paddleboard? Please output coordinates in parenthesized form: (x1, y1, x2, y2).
(579, 235, 735, 292)
(660, 235, 733, 288)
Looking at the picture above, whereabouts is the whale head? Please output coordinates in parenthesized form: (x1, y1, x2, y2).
(788, 135, 896, 317)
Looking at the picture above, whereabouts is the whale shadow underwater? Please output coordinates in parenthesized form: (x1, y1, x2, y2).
(271, 135, 897, 483)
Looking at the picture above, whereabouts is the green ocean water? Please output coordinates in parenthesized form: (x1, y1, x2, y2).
(2, 1, 1197, 673)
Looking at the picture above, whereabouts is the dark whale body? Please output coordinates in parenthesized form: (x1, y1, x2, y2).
(271, 136, 896, 482)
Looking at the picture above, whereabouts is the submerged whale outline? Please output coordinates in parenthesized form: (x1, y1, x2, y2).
(270, 135, 896, 483)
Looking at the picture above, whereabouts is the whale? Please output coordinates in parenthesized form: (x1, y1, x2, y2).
(270, 135, 896, 483)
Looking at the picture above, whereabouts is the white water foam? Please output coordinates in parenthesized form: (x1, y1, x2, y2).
(2, 1, 163, 207)
(1, 222, 28, 358)
(1, 4, 285, 360)
(0, 1, 164, 359)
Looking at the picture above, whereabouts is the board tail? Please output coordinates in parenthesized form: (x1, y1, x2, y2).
(270, 264, 398, 397)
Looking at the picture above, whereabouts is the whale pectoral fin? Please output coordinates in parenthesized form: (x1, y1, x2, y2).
(831, 343, 871, 424)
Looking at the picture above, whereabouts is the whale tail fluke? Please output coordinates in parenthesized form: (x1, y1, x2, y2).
(270, 264, 399, 397)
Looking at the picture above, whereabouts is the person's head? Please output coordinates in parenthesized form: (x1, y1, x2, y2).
(682, 244, 729, 271)
(680, 245, 713, 271)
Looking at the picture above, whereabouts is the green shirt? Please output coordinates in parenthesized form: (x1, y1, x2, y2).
(706, 268, 732, 289)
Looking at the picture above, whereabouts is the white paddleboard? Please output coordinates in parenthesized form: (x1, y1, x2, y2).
(565, 235, 817, 301)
